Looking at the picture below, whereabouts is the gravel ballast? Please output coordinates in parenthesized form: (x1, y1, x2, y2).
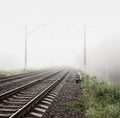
(43, 71, 83, 118)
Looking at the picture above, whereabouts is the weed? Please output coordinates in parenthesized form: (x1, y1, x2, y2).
(65, 72, 120, 118)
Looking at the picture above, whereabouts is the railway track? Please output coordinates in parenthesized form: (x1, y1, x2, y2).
(0, 69, 62, 94)
(0, 69, 69, 118)
(0, 70, 40, 80)
(0, 69, 52, 84)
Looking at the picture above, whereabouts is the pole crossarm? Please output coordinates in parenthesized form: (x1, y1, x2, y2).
(27, 23, 53, 36)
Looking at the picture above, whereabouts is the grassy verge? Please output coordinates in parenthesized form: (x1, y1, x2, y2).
(65, 72, 120, 118)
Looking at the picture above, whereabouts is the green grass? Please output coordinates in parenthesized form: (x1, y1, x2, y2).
(65, 72, 120, 118)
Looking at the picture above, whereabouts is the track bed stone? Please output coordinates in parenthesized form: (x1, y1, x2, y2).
(43, 74, 83, 118)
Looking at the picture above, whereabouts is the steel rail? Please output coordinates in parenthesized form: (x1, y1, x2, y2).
(9, 70, 69, 118)
(0, 71, 39, 79)
(0, 69, 63, 101)
(0, 70, 46, 84)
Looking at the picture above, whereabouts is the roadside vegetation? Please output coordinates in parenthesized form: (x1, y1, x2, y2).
(65, 72, 120, 118)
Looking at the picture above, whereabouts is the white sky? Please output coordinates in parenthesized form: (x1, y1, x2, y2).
(0, 0, 120, 79)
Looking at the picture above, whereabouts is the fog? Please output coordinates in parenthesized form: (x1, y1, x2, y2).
(0, 0, 120, 82)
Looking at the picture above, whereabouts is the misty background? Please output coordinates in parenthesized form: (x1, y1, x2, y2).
(0, 0, 120, 82)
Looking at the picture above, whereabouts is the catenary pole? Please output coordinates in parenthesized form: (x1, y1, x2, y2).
(84, 25, 86, 74)
(25, 26, 27, 70)
(24, 23, 53, 70)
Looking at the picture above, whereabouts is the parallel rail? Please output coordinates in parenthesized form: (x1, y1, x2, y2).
(0, 69, 62, 101)
(10, 70, 69, 118)
(0, 71, 38, 79)
(0, 69, 69, 118)
(0, 70, 46, 84)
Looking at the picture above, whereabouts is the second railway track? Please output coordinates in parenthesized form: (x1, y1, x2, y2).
(0, 69, 70, 118)
(0, 68, 62, 94)
(0, 68, 57, 84)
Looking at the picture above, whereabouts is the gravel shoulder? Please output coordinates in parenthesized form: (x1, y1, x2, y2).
(43, 71, 83, 118)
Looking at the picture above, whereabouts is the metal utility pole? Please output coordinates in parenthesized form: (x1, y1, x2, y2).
(84, 25, 86, 74)
(25, 26, 27, 71)
(106, 64, 108, 81)
(24, 23, 53, 70)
